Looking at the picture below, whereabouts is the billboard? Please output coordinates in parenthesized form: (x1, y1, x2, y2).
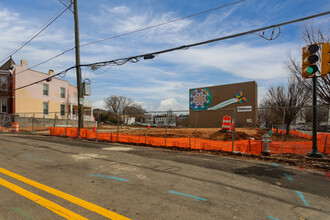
(189, 81, 258, 128)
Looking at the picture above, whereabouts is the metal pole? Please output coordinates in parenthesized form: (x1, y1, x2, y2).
(73, 0, 84, 135)
(117, 114, 119, 142)
(324, 135, 328, 155)
(32, 113, 35, 134)
(307, 75, 322, 157)
(65, 113, 69, 136)
(189, 135, 191, 149)
(231, 108, 236, 152)
(96, 112, 99, 134)
(165, 112, 168, 147)
(194, 111, 198, 149)
(281, 108, 285, 160)
(53, 113, 57, 136)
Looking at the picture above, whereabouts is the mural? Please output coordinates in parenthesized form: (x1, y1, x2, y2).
(189, 88, 212, 111)
(208, 89, 249, 110)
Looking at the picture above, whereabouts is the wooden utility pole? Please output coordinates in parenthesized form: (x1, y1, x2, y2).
(73, 0, 84, 131)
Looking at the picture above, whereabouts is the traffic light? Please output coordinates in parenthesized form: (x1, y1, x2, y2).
(320, 42, 330, 77)
(302, 44, 319, 78)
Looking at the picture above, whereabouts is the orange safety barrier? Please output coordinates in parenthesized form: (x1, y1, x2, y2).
(11, 122, 19, 132)
(49, 127, 330, 155)
(0, 126, 2, 131)
(222, 115, 231, 130)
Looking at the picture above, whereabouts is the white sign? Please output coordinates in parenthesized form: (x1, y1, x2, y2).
(238, 106, 252, 112)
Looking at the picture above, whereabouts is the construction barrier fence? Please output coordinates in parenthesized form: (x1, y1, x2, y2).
(49, 127, 330, 156)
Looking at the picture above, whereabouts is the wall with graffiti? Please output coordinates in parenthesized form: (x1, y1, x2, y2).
(189, 81, 258, 128)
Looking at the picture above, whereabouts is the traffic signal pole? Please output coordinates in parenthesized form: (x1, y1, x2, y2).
(307, 75, 322, 157)
(73, 0, 84, 133)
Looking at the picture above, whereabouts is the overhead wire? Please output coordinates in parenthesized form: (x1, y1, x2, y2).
(11, 0, 245, 77)
(58, 0, 74, 13)
(11, 11, 330, 92)
(11, 66, 75, 92)
(0, 2, 73, 65)
(80, 11, 330, 70)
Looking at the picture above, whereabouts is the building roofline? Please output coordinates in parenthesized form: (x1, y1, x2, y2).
(189, 80, 257, 90)
(15, 64, 77, 88)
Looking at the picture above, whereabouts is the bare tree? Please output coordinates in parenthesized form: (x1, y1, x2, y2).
(258, 99, 282, 129)
(286, 22, 330, 104)
(265, 76, 311, 133)
(105, 95, 133, 115)
(123, 104, 145, 121)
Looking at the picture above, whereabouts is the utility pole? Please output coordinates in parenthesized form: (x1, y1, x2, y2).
(73, 0, 84, 131)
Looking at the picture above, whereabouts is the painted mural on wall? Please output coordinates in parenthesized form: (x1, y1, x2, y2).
(189, 88, 212, 111)
(189, 88, 249, 111)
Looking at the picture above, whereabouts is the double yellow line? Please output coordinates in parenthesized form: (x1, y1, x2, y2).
(0, 167, 130, 220)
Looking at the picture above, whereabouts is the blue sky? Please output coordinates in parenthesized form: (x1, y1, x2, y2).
(0, 0, 329, 110)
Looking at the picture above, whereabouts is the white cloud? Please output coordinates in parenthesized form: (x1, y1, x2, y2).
(92, 100, 106, 109)
(157, 98, 187, 111)
(108, 6, 131, 14)
(159, 42, 295, 80)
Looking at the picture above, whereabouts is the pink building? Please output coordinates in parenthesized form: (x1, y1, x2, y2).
(11, 59, 93, 120)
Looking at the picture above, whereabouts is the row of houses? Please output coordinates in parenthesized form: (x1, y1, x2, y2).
(144, 113, 189, 126)
(0, 58, 93, 121)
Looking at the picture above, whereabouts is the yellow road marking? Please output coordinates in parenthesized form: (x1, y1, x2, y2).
(0, 178, 87, 220)
(0, 167, 131, 220)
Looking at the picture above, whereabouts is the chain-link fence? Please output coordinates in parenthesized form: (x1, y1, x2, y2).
(1, 105, 329, 156)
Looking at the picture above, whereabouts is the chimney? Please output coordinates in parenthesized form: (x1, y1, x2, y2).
(48, 69, 54, 76)
(21, 60, 28, 69)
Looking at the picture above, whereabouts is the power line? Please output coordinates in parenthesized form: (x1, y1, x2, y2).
(80, 11, 330, 70)
(12, 11, 330, 92)
(80, 0, 246, 47)
(58, 0, 74, 13)
(12, 66, 75, 92)
(11, 0, 245, 77)
(0, 3, 72, 65)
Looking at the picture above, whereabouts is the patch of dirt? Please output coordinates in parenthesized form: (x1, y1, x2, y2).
(98, 126, 312, 142)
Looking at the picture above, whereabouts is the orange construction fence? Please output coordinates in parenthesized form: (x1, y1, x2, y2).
(49, 127, 330, 155)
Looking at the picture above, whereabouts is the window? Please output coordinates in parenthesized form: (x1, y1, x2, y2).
(60, 87, 66, 98)
(43, 102, 49, 115)
(43, 84, 49, 96)
(73, 92, 77, 100)
(0, 77, 7, 91)
(60, 104, 65, 116)
(1, 99, 7, 113)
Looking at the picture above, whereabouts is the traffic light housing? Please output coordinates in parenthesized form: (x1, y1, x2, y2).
(302, 44, 319, 78)
(320, 42, 330, 77)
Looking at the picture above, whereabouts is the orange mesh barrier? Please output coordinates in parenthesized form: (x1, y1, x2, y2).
(50, 127, 329, 155)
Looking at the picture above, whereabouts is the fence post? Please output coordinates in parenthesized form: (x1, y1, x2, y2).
(32, 113, 35, 134)
(97, 112, 99, 134)
(145, 132, 147, 145)
(281, 108, 286, 160)
(117, 114, 119, 143)
(231, 108, 237, 152)
(189, 135, 191, 149)
(194, 110, 198, 149)
(53, 113, 57, 136)
(139, 128, 141, 144)
(324, 135, 328, 155)
(165, 112, 168, 147)
(110, 132, 113, 142)
(65, 113, 69, 136)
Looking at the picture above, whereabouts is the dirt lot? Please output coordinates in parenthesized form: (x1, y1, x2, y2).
(98, 125, 310, 141)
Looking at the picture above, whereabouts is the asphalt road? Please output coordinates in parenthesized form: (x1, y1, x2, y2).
(0, 133, 329, 220)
